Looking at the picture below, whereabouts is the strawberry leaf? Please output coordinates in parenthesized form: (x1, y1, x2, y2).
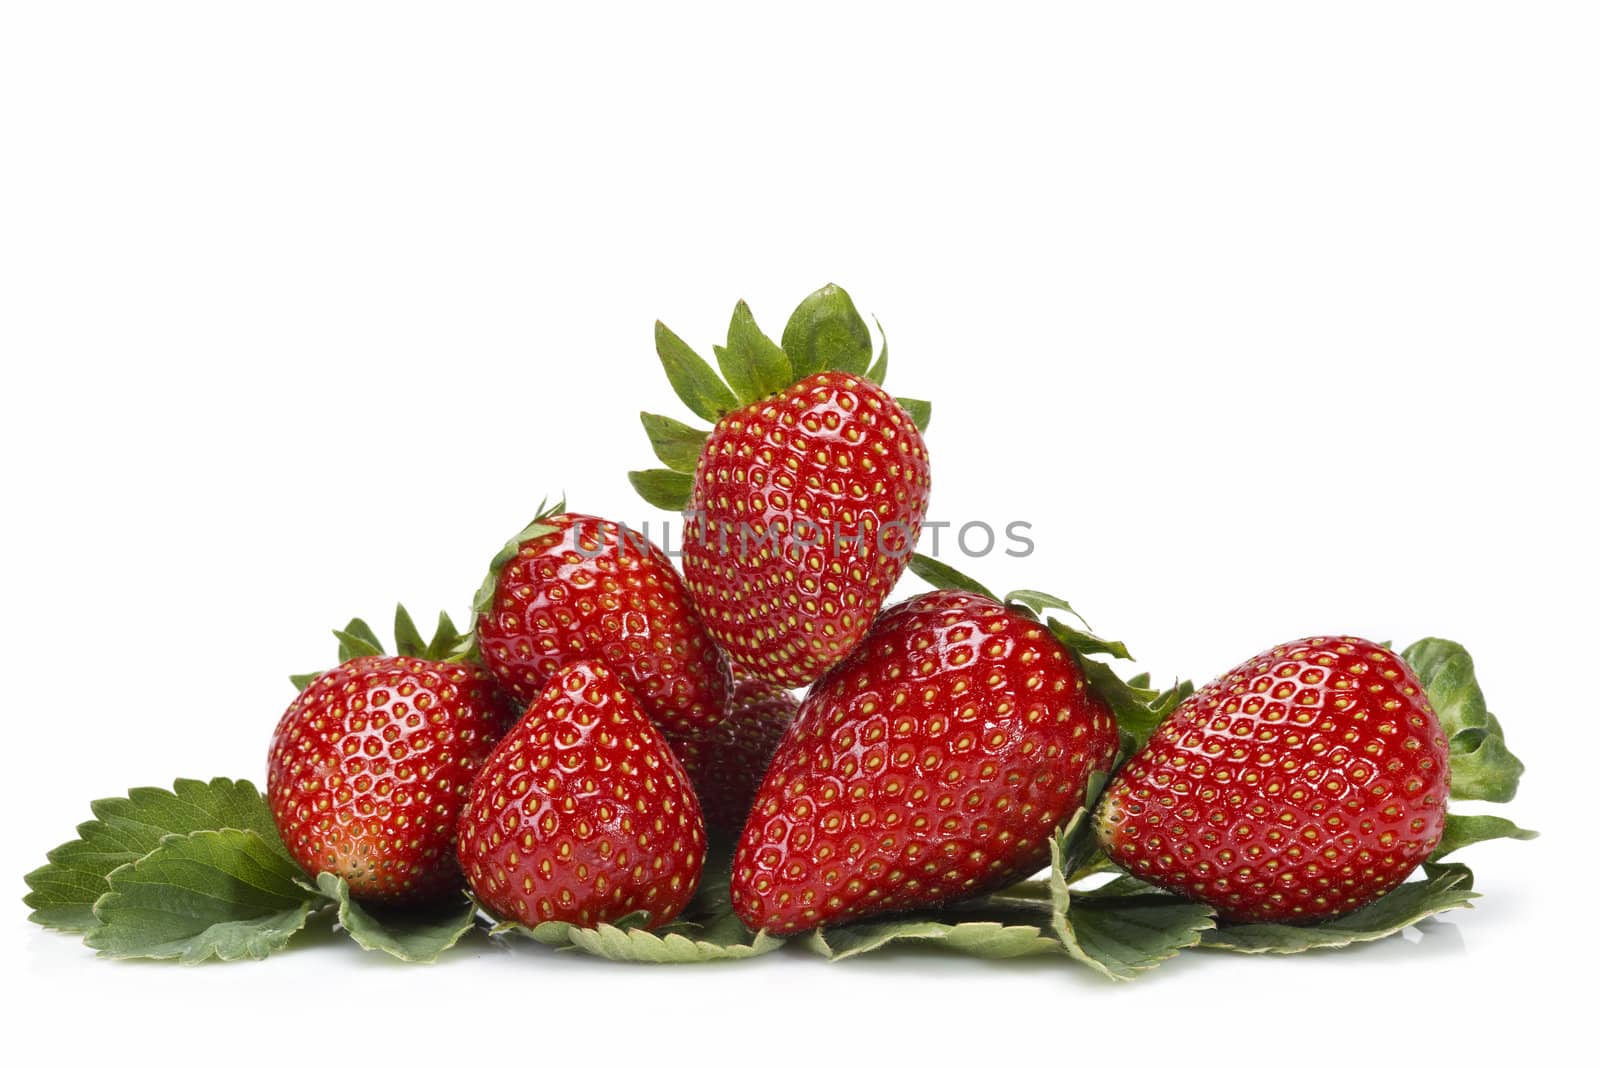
(1402, 638, 1525, 802)
(1047, 808, 1216, 980)
(781, 283, 873, 379)
(84, 828, 322, 962)
(640, 412, 709, 475)
(392, 604, 427, 658)
(895, 397, 931, 432)
(628, 469, 694, 513)
(1431, 813, 1538, 859)
(907, 553, 998, 600)
(717, 300, 792, 404)
(314, 873, 479, 963)
(470, 502, 565, 620)
(24, 777, 290, 932)
(335, 619, 385, 661)
(514, 860, 783, 963)
(806, 919, 1061, 961)
(865, 317, 889, 385)
(656, 320, 739, 423)
(1199, 863, 1478, 953)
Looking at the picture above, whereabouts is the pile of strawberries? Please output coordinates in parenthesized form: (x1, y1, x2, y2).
(25, 285, 1533, 974)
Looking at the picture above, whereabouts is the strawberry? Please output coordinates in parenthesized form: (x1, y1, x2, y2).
(472, 499, 731, 740)
(630, 284, 932, 688)
(671, 667, 800, 837)
(268, 608, 513, 904)
(1094, 636, 1451, 924)
(729, 572, 1127, 934)
(457, 661, 706, 929)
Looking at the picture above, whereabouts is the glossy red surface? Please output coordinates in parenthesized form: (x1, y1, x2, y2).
(476, 512, 731, 739)
(730, 590, 1119, 933)
(1096, 636, 1450, 923)
(266, 655, 511, 903)
(457, 662, 706, 929)
(671, 668, 800, 836)
(682, 372, 931, 688)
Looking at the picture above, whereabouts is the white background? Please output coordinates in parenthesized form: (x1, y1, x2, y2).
(3, 2, 1594, 1062)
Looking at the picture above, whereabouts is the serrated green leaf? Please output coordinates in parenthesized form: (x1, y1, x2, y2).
(24, 777, 290, 932)
(1047, 810, 1215, 980)
(716, 300, 792, 404)
(865, 317, 889, 385)
(628, 469, 694, 513)
(289, 672, 321, 692)
(1402, 638, 1525, 802)
(426, 610, 469, 661)
(906, 553, 998, 600)
(806, 919, 1060, 961)
(315, 873, 478, 963)
(781, 283, 873, 379)
(1432, 812, 1538, 859)
(1076, 657, 1163, 748)
(392, 604, 426, 658)
(1199, 863, 1478, 953)
(896, 397, 931, 432)
(84, 829, 321, 962)
(640, 412, 709, 475)
(656, 320, 739, 423)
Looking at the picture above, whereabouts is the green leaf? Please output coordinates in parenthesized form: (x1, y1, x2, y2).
(656, 320, 739, 423)
(1006, 589, 1090, 628)
(1402, 638, 1525, 802)
(518, 860, 782, 963)
(392, 604, 427, 658)
(628, 469, 694, 513)
(781, 283, 874, 378)
(1047, 810, 1215, 980)
(469, 503, 565, 621)
(84, 829, 321, 963)
(1432, 813, 1538, 859)
(640, 412, 709, 475)
(1076, 656, 1163, 748)
(315, 873, 478, 963)
(426, 610, 470, 661)
(906, 553, 998, 600)
(334, 622, 385, 662)
(865, 317, 889, 385)
(716, 300, 792, 404)
(806, 919, 1060, 961)
(289, 672, 321, 692)
(24, 777, 290, 932)
(1199, 863, 1478, 953)
(895, 397, 931, 432)
(1045, 617, 1132, 662)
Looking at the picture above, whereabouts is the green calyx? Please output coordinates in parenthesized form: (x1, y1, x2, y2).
(468, 495, 566, 625)
(630, 284, 929, 513)
(289, 603, 478, 691)
(905, 554, 1163, 751)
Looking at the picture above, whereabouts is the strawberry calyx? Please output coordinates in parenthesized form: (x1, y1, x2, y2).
(467, 494, 567, 625)
(629, 284, 930, 513)
(289, 604, 475, 691)
(905, 553, 1170, 754)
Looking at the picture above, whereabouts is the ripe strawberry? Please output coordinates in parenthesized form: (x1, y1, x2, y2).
(472, 500, 731, 739)
(630, 285, 932, 687)
(457, 661, 706, 929)
(1094, 636, 1451, 924)
(730, 584, 1123, 933)
(268, 608, 513, 904)
(671, 668, 800, 837)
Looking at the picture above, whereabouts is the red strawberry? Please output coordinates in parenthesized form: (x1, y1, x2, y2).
(730, 586, 1122, 933)
(268, 609, 513, 904)
(671, 668, 800, 836)
(1094, 636, 1451, 924)
(457, 661, 706, 929)
(473, 501, 731, 740)
(631, 285, 932, 688)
